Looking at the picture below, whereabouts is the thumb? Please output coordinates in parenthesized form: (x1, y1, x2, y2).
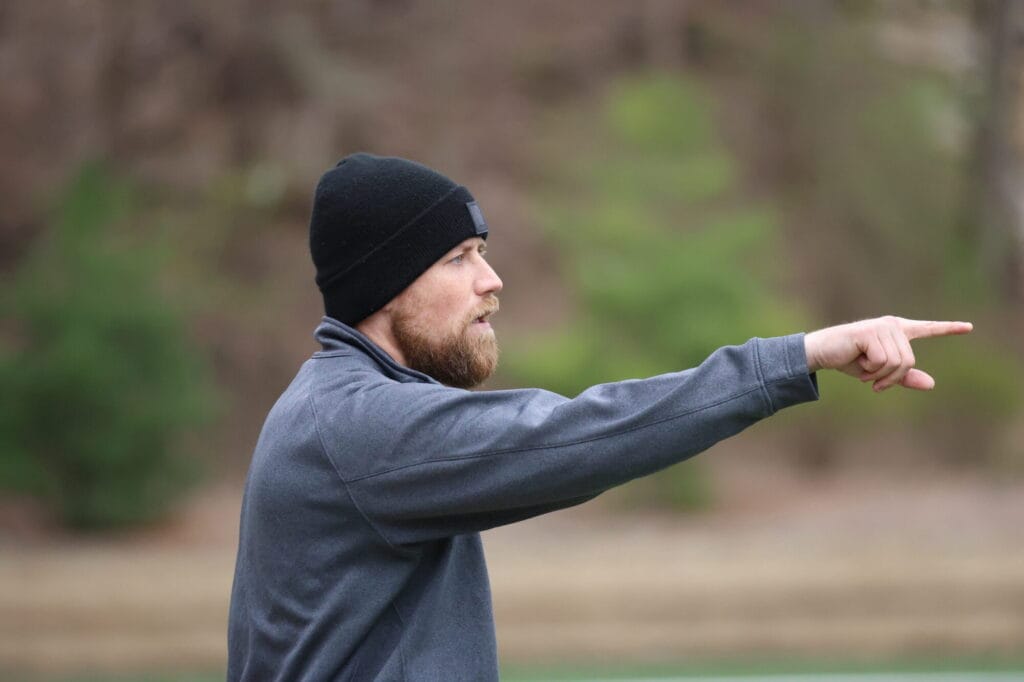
(899, 368, 935, 391)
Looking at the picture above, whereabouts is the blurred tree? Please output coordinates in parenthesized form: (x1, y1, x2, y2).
(970, 0, 1024, 305)
(0, 162, 218, 529)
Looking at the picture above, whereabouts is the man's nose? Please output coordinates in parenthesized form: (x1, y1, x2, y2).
(475, 259, 503, 296)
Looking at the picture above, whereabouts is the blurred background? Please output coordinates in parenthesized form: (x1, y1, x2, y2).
(1, 0, 1022, 680)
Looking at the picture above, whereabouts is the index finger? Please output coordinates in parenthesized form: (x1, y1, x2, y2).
(899, 319, 974, 340)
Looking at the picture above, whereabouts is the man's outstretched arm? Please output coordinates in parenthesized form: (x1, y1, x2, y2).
(804, 316, 974, 392)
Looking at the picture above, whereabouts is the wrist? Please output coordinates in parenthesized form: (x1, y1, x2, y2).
(804, 331, 822, 373)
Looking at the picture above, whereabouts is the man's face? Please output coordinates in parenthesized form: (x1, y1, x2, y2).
(387, 237, 502, 388)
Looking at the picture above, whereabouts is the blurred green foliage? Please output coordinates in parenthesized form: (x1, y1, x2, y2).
(506, 74, 806, 509)
(0, 162, 218, 529)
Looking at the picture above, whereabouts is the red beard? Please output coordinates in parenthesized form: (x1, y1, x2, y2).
(392, 297, 500, 388)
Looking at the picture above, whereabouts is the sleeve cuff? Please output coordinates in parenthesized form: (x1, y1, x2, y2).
(754, 332, 820, 413)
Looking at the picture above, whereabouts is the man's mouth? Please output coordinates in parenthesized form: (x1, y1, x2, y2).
(472, 307, 498, 326)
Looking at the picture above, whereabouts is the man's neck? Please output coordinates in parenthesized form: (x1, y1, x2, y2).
(355, 315, 407, 367)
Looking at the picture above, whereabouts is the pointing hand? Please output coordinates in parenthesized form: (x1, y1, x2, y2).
(803, 316, 973, 392)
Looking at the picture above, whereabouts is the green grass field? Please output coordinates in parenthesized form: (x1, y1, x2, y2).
(501, 657, 1024, 681)
(9, 656, 1024, 682)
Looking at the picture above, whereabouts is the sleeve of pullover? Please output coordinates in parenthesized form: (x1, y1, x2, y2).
(311, 333, 818, 545)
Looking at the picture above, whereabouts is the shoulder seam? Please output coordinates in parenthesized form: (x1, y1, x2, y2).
(307, 389, 400, 550)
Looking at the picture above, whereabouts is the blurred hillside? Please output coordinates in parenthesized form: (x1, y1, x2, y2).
(2, 0, 1023, 518)
(2, 1, 1024, 678)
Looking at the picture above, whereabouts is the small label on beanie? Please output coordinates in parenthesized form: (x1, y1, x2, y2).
(466, 202, 488, 235)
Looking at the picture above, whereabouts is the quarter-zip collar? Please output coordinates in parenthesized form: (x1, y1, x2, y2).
(312, 316, 439, 385)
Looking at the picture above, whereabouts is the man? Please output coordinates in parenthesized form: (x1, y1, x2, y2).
(227, 153, 972, 681)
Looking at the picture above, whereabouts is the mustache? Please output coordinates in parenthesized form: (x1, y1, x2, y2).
(470, 296, 500, 322)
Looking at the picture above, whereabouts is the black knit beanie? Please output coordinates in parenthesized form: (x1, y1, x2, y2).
(309, 153, 489, 326)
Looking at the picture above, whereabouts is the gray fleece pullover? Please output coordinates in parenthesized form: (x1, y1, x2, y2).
(227, 317, 819, 681)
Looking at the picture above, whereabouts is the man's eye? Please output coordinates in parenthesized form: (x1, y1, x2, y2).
(450, 254, 464, 264)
